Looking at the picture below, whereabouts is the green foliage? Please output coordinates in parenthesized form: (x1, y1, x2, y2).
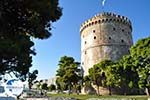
(117, 55, 139, 94)
(28, 70, 38, 89)
(48, 84, 56, 91)
(130, 37, 150, 93)
(89, 60, 113, 87)
(56, 56, 81, 93)
(104, 62, 121, 87)
(56, 77, 66, 92)
(88, 60, 113, 95)
(83, 75, 91, 87)
(131, 37, 150, 58)
(0, 0, 62, 39)
(0, 34, 35, 80)
(41, 83, 48, 90)
(0, 0, 62, 80)
(89, 56, 140, 95)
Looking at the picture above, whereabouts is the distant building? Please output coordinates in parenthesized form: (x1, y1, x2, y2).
(47, 77, 57, 86)
(32, 77, 57, 89)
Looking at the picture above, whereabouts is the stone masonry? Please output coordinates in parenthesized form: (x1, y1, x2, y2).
(80, 12, 133, 76)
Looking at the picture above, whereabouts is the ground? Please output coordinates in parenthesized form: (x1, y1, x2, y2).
(47, 93, 149, 100)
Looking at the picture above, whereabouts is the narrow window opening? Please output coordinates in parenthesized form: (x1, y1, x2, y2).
(85, 51, 87, 55)
(85, 41, 87, 44)
(93, 30, 95, 33)
(102, 19, 104, 22)
(113, 27, 116, 31)
(121, 39, 124, 43)
(95, 21, 97, 24)
(94, 36, 96, 39)
(109, 37, 111, 40)
(82, 62, 84, 65)
(122, 29, 124, 32)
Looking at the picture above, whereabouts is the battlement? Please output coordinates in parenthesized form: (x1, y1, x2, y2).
(80, 12, 132, 33)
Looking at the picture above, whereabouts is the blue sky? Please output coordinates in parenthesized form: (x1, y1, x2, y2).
(32, 0, 150, 80)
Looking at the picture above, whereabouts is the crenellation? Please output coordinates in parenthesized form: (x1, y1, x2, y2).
(80, 12, 132, 33)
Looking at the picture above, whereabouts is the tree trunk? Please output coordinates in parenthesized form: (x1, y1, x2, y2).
(122, 84, 127, 95)
(74, 83, 77, 94)
(97, 86, 100, 95)
(124, 87, 127, 95)
(29, 83, 32, 89)
(68, 85, 71, 95)
(108, 85, 112, 95)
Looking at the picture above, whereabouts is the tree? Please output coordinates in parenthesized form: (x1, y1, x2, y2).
(56, 77, 65, 92)
(83, 75, 95, 94)
(56, 56, 81, 94)
(41, 83, 48, 90)
(83, 75, 92, 88)
(48, 84, 56, 91)
(97, 56, 139, 95)
(0, 0, 62, 39)
(0, 34, 35, 80)
(89, 58, 139, 95)
(89, 60, 113, 95)
(104, 62, 121, 95)
(28, 70, 38, 89)
(130, 36, 150, 95)
(0, 0, 62, 80)
(116, 55, 139, 95)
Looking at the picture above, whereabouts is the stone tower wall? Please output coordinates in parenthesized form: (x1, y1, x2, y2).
(80, 12, 133, 76)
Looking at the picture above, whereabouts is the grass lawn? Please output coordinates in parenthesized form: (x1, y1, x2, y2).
(47, 93, 149, 100)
